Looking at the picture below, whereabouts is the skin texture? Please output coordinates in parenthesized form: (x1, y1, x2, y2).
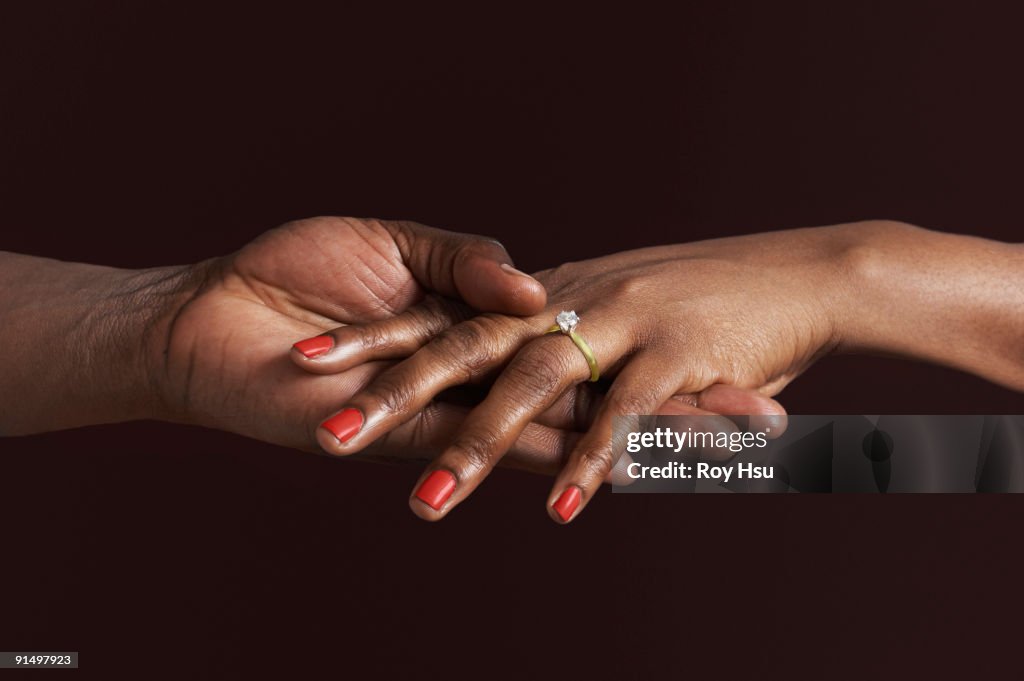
(307, 220, 1024, 522)
(0, 216, 784, 483)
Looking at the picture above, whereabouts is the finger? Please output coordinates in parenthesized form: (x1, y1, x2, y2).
(656, 386, 788, 437)
(531, 383, 600, 431)
(316, 314, 540, 455)
(694, 384, 788, 438)
(530, 382, 785, 434)
(518, 386, 758, 470)
(408, 322, 631, 521)
(362, 399, 633, 483)
(651, 411, 745, 462)
(360, 399, 572, 469)
(290, 295, 471, 373)
(547, 353, 704, 524)
(384, 221, 547, 315)
(644, 386, 789, 463)
(510, 385, 785, 474)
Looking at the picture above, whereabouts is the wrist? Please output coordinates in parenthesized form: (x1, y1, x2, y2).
(0, 254, 210, 434)
(826, 219, 921, 354)
(56, 261, 210, 428)
(129, 261, 218, 425)
(830, 220, 1024, 389)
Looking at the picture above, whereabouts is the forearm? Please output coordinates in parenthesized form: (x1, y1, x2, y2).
(0, 252, 193, 435)
(835, 222, 1024, 390)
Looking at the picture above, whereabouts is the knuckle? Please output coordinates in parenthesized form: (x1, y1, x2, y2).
(442, 317, 489, 348)
(430, 317, 504, 380)
(576, 442, 617, 477)
(345, 323, 391, 355)
(676, 361, 716, 394)
(414, 296, 470, 332)
(503, 342, 573, 397)
(605, 384, 661, 417)
(450, 430, 504, 476)
(364, 374, 418, 417)
(611, 276, 648, 300)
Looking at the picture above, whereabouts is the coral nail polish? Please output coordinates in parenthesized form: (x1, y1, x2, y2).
(320, 409, 363, 443)
(293, 335, 333, 358)
(415, 470, 457, 510)
(552, 486, 581, 522)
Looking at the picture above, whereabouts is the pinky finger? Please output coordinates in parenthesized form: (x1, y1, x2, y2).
(660, 385, 788, 439)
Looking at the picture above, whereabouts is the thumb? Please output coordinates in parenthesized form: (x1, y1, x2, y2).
(385, 220, 547, 315)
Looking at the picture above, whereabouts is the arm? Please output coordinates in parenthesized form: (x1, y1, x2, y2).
(0, 252, 193, 435)
(302, 220, 1023, 522)
(836, 221, 1024, 390)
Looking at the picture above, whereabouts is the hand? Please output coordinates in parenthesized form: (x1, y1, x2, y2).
(154, 216, 785, 472)
(300, 223, 857, 520)
(153, 216, 548, 453)
(2, 216, 547, 447)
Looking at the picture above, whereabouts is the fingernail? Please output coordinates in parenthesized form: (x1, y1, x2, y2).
(320, 408, 363, 443)
(500, 263, 533, 279)
(552, 486, 582, 522)
(415, 470, 457, 510)
(293, 335, 333, 358)
(764, 414, 786, 434)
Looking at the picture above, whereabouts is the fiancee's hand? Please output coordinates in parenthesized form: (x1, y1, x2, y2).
(305, 220, 1024, 522)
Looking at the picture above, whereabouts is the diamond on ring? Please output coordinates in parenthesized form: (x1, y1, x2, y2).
(555, 310, 580, 334)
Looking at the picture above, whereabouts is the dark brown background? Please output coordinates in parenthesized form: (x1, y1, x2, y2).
(2, 2, 1022, 679)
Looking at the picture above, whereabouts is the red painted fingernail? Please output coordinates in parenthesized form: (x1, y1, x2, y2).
(293, 335, 333, 358)
(320, 409, 363, 443)
(415, 470, 457, 510)
(552, 486, 581, 522)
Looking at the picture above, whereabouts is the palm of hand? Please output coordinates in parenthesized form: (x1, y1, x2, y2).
(163, 217, 424, 449)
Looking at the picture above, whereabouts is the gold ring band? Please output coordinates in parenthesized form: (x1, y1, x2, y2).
(546, 324, 600, 382)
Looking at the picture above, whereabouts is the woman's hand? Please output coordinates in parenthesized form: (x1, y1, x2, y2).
(0, 217, 541, 442)
(303, 222, 870, 521)
(154, 216, 551, 453)
(308, 219, 1023, 522)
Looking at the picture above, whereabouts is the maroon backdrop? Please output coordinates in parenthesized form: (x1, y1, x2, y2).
(2, 3, 1022, 679)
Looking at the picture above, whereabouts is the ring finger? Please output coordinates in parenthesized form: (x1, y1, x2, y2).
(407, 309, 632, 520)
